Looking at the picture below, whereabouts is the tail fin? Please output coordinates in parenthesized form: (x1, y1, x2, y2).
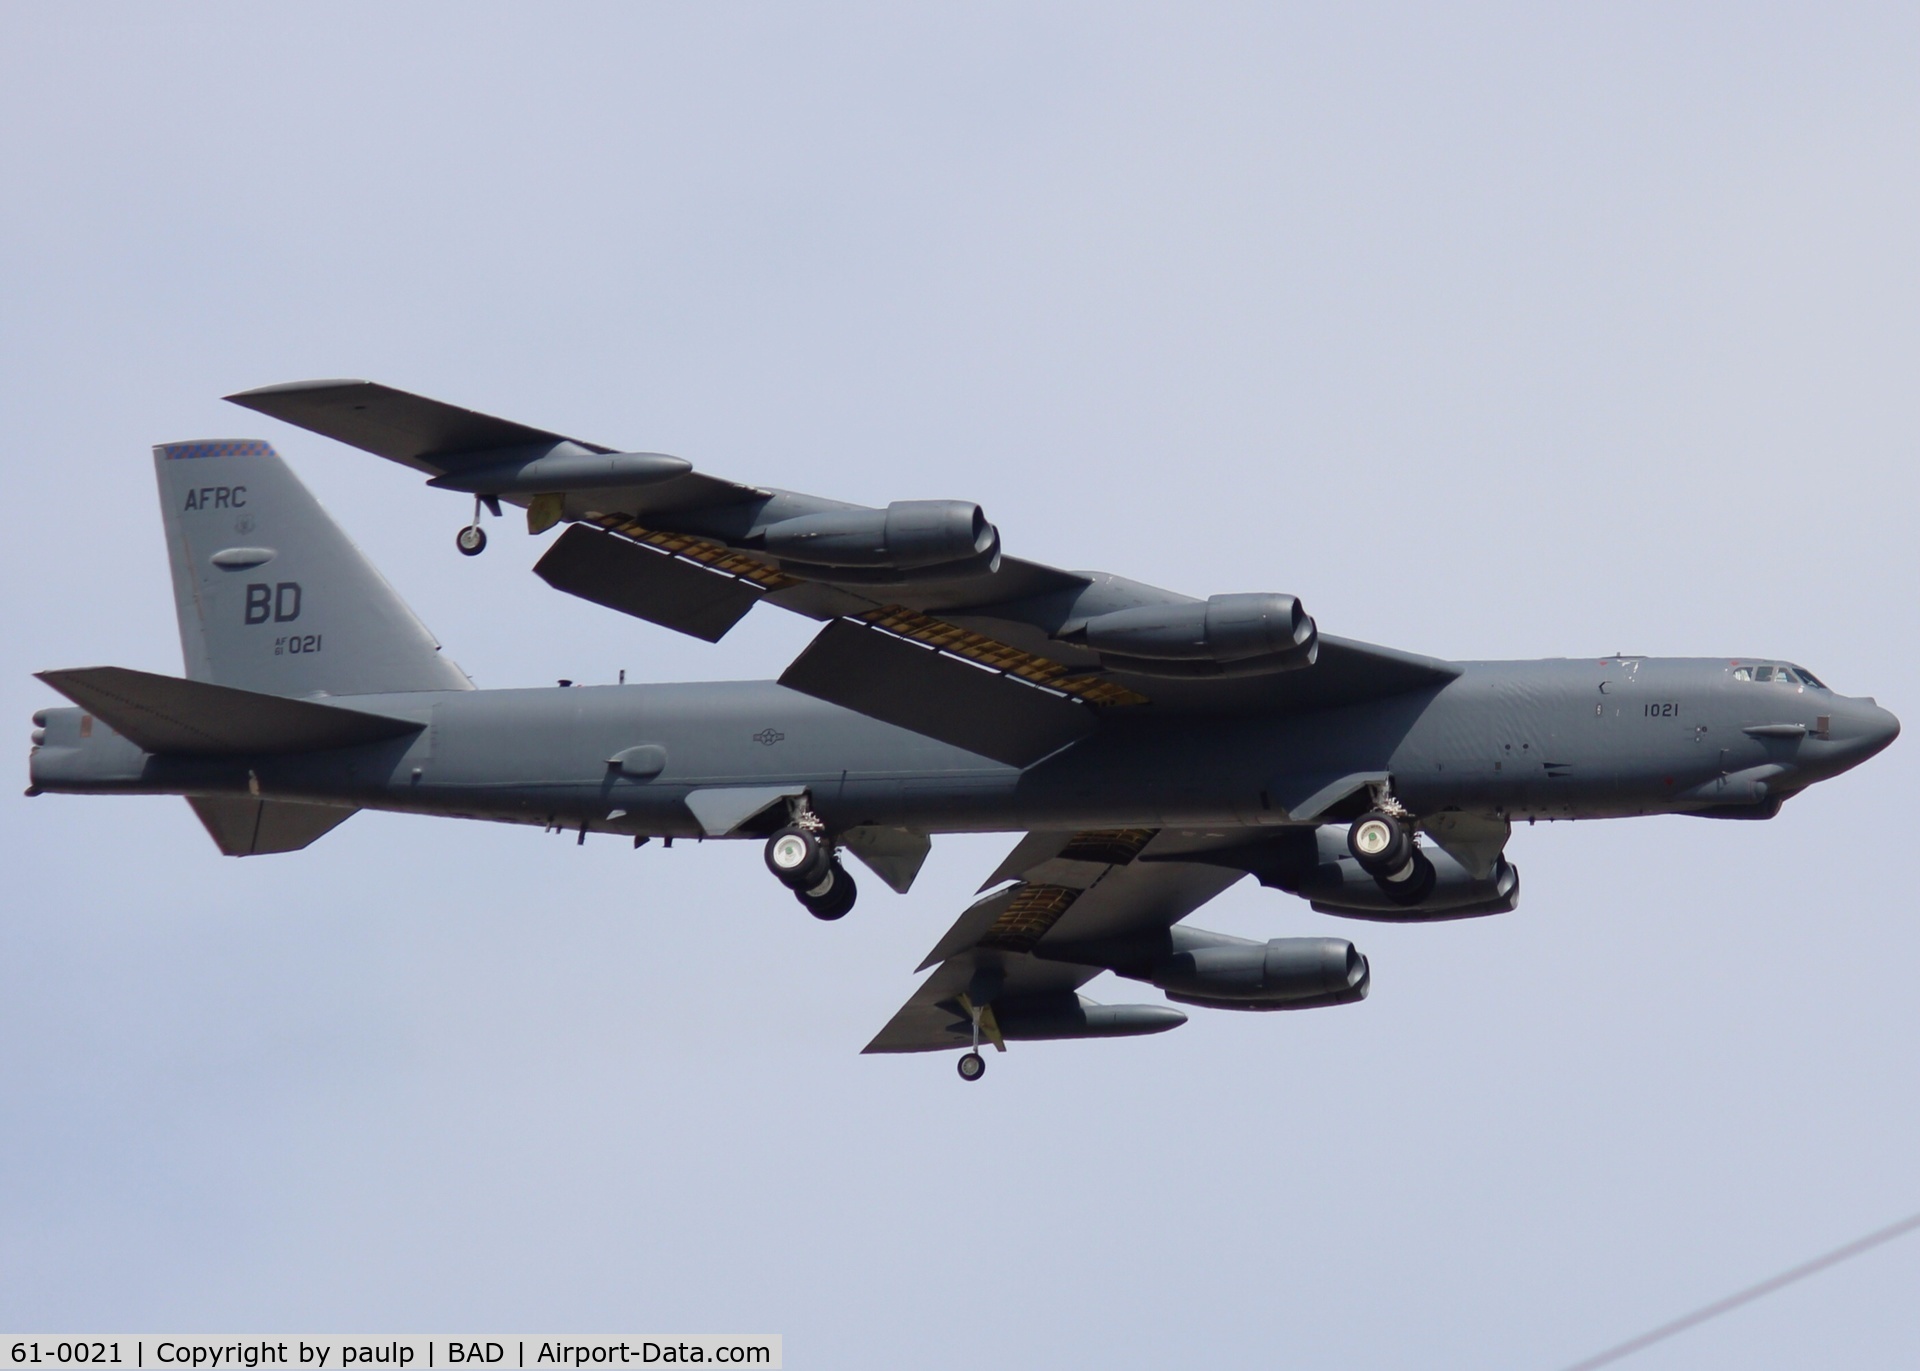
(155, 440, 472, 697)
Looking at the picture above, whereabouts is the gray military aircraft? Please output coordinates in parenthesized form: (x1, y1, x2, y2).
(28, 381, 1899, 1080)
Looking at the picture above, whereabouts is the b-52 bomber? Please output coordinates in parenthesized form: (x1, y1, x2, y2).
(28, 381, 1900, 1080)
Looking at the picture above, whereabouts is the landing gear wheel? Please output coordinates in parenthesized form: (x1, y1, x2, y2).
(1348, 810, 1411, 874)
(1380, 846, 1438, 905)
(957, 1050, 986, 1082)
(796, 860, 857, 920)
(765, 826, 830, 889)
(456, 525, 488, 556)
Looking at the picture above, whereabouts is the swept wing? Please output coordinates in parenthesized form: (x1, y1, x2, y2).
(229, 380, 1459, 764)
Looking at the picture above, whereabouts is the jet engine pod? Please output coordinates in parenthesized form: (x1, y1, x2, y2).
(1304, 843, 1520, 922)
(1068, 593, 1318, 678)
(1153, 934, 1369, 1011)
(760, 500, 1000, 581)
(1180, 826, 1522, 922)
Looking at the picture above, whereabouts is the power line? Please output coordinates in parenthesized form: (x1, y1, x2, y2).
(1560, 1209, 1920, 1371)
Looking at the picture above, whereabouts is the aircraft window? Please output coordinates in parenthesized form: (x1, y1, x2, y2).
(1794, 666, 1827, 688)
(1737, 664, 1803, 685)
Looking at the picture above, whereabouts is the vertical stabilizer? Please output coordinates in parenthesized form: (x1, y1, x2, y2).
(155, 440, 472, 696)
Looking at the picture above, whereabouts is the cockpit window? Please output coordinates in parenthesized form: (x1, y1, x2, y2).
(1731, 663, 1826, 688)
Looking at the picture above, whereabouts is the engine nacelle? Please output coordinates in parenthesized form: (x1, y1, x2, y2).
(1151, 932, 1368, 1011)
(1185, 825, 1521, 922)
(1291, 827, 1519, 921)
(1066, 593, 1317, 678)
(760, 500, 999, 579)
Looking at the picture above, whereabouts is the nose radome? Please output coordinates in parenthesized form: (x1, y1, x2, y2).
(1836, 699, 1901, 763)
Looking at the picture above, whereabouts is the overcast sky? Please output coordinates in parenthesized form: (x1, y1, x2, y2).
(3, 5, 1916, 1366)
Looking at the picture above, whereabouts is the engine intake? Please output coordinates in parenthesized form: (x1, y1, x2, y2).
(761, 500, 1000, 580)
(1065, 593, 1317, 678)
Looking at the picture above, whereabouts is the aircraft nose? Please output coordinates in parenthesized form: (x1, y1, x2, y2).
(1830, 698, 1900, 765)
(1860, 702, 1900, 757)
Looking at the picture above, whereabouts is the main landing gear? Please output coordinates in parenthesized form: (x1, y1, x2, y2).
(764, 824, 857, 920)
(1348, 786, 1436, 905)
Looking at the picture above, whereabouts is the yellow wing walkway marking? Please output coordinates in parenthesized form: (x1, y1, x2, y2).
(974, 829, 1161, 954)
(585, 517, 1151, 709)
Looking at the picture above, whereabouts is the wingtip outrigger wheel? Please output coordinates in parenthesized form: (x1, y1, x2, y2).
(956, 996, 989, 1081)
(456, 494, 498, 556)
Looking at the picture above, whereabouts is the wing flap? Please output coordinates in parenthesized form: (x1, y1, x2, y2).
(778, 619, 1095, 767)
(534, 525, 764, 643)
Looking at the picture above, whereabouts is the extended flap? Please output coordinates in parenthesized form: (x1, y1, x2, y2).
(534, 525, 762, 643)
(778, 619, 1094, 768)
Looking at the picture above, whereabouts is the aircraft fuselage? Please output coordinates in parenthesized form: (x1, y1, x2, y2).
(29, 655, 1898, 837)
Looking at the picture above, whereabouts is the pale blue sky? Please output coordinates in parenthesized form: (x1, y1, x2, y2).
(3, 6, 1916, 1366)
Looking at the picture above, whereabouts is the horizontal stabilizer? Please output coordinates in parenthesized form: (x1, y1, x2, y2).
(188, 796, 357, 855)
(534, 525, 762, 643)
(779, 619, 1094, 767)
(36, 666, 422, 757)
